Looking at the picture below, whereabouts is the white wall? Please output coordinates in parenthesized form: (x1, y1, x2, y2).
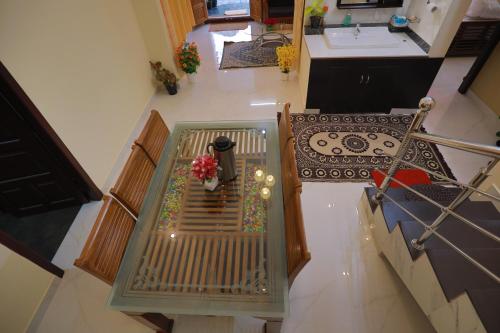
(304, 0, 470, 57)
(306, 0, 411, 25)
(427, 0, 472, 57)
(0, 0, 156, 189)
(131, 0, 179, 77)
(0, 245, 54, 333)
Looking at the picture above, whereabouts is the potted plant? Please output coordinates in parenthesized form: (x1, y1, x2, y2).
(149, 61, 178, 95)
(176, 42, 201, 83)
(276, 44, 296, 81)
(305, 0, 329, 29)
(191, 155, 219, 191)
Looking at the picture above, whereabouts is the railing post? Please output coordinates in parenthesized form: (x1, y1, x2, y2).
(373, 97, 435, 204)
(411, 158, 498, 250)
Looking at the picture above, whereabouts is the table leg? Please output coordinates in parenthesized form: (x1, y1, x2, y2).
(124, 312, 174, 333)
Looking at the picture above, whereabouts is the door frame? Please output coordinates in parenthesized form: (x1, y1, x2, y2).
(205, 0, 253, 22)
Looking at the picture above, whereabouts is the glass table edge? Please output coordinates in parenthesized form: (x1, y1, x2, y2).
(107, 119, 289, 317)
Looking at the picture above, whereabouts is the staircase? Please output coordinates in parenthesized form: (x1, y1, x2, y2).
(359, 185, 500, 332)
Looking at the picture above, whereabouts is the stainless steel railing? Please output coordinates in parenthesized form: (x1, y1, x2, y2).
(371, 97, 500, 284)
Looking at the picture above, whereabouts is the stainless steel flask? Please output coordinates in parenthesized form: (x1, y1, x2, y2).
(207, 136, 237, 182)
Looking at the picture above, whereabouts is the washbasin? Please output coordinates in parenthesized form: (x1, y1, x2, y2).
(323, 26, 401, 49)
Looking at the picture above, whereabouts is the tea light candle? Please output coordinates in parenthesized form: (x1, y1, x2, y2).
(265, 175, 275, 187)
(254, 169, 265, 182)
(261, 187, 271, 200)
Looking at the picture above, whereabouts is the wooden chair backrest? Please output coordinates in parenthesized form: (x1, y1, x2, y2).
(279, 103, 293, 157)
(281, 135, 310, 287)
(110, 145, 155, 218)
(135, 110, 169, 166)
(74, 196, 135, 285)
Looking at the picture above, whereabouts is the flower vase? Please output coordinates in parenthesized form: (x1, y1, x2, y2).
(280, 71, 290, 81)
(203, 177, 219, 191)
(187, 72, 197, 83)
(164, 82, 177, 95)
(310, 16, 323, 29)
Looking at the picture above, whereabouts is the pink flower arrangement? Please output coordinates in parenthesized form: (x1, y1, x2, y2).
(191, 155, 218, 181)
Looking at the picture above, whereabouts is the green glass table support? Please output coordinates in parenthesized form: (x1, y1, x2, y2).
(109, 120, 288, 319)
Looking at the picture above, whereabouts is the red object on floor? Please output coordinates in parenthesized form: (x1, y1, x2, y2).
(372, 169, 432, 188)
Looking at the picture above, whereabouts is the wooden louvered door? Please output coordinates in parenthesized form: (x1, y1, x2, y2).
(191, 0, 208, 25)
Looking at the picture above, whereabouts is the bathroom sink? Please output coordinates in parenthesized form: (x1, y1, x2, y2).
(323, 27, 401, 49)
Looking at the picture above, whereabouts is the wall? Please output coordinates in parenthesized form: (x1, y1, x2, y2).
(407, 0, 472, 57)
(407, 0, 454, 46)
(0, 245, 54, 333)
(0, 0, 156, 189)
(131, 0, 179, 77)
(304, 1, 470, 58)
(471, 44, 500, 116)
(305, 0, 410, 25)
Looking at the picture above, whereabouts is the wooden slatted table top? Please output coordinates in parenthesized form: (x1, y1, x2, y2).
(109, 121, 288, 318)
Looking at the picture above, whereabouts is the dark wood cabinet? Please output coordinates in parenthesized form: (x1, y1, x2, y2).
(306, 57, 443, 114)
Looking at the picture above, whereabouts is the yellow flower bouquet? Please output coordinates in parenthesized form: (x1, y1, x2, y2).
(275, 44, 296, 74)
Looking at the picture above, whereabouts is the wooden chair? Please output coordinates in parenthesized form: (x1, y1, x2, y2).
(74, 196, 135, 285)
(281, 132, 310, 287)
(134, 110, 170, 166)
(284, 189, 311, 286)
(74, 196, 174, 332)
(278, 103, 293, 157)
(110, 145, 155, 218)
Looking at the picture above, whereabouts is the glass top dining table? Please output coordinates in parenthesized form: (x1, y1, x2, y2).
(109, 120, 288, 318)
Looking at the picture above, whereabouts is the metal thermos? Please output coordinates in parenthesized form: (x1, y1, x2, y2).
(207, 136, 237, 182)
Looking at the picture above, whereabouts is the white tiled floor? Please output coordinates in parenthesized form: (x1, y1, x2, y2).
(34, 23, 499, 333)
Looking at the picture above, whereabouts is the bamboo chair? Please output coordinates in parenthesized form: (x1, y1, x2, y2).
(278, 103, 294, 157)
(135, 110, 170, 166)
(74, 196, 135, 285)
(110, 145, 155, 218)
(281, 133, 310, 287)
(74, 196, 174, 332)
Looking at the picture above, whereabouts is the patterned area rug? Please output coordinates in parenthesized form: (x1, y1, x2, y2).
(219, 41, 278, 69)
(290, 113, 455, 183)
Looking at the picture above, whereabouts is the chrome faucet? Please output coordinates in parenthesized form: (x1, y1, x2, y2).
(354, 24, 361, 37)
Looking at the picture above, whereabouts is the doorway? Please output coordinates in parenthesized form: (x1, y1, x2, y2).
(207, 0, 250, 19)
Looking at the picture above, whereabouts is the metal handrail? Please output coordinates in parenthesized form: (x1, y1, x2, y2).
(371, 96, 500, 286)
(380, 192, 500, 284)
(374, 169, 500, 244)
(410, 132, 500, 159)
(380, 153, 500, 202)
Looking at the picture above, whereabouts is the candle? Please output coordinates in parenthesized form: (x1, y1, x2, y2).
(254, 169, 265, 182)
(260, 187, 271, 200)
(265, 175, 275, 187)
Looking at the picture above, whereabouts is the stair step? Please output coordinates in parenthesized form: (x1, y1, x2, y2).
(364, 186, 500, 333)
(381, 200, 500, 235)
(467, 288, 500, 333)
(426, 248, 500, 300)
(366, 184, 462, 206)
(379, 199, 500, 333)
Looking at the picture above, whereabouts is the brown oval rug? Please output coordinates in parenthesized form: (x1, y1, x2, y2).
(219, 41, 278, 69)
(290, 113, 455, 183)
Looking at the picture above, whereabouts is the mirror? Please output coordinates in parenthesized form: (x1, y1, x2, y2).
(337, 0, 403, 9)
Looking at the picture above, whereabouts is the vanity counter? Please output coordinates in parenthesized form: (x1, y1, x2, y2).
(304, 24, 429, 59)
